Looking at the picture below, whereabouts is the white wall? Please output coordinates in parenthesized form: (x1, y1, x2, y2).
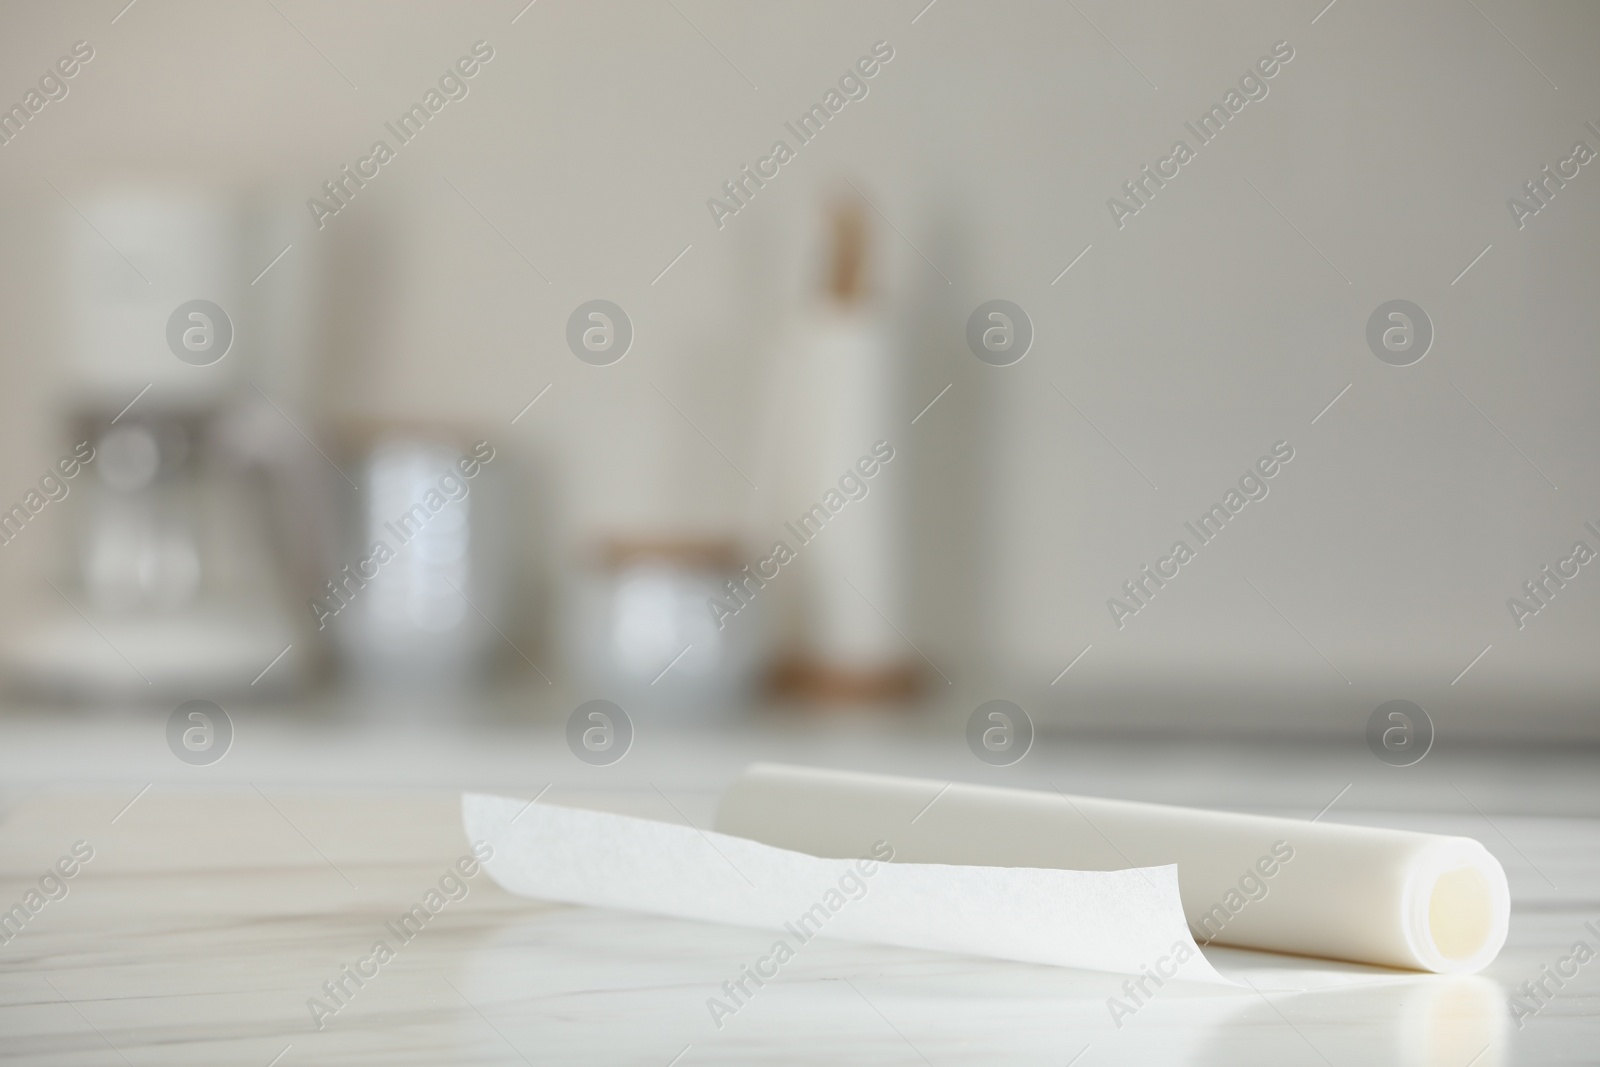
(1, 0, 1597, 737)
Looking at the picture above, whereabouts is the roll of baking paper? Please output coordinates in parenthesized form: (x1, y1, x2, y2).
(714, 764, 1510, 974)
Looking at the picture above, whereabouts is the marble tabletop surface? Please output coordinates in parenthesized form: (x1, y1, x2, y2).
(1, 710, 1598, 1065)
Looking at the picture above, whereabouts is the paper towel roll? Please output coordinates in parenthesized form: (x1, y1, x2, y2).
(714, 764, 1510, 974)
(802, 307, 905, 670)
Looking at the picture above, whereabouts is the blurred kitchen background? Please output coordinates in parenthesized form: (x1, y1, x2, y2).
(2, 0, 1599, 770)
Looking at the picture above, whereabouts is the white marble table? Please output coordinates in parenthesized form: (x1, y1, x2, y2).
(1, 717, 1598, 1064)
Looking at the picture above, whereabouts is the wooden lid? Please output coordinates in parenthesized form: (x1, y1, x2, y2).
(769, 656, 922, 705)
(596, 536, 742, 572)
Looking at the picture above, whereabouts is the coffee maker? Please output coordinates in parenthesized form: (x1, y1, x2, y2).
(0, 185, 310, 700)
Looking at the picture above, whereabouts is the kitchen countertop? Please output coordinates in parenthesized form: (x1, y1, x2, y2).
(1, 710, 1598, 1064)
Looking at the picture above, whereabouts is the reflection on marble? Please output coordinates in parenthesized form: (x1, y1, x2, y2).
(0, 785, 1596, 1064)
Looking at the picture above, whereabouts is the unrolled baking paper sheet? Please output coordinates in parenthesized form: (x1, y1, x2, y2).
(461, 792, 1229, 985)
